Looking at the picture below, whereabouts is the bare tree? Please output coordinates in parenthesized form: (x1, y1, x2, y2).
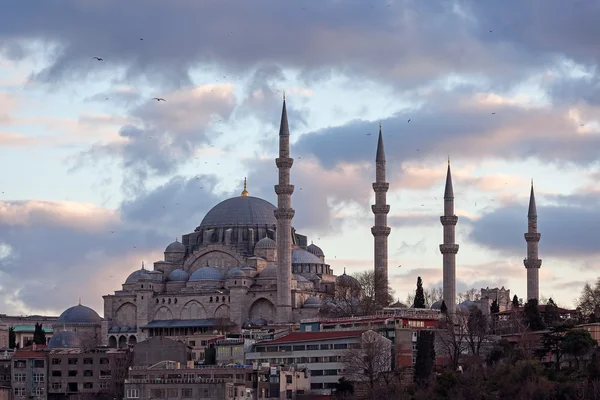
(110, 348, 134, 400)
(465, 306, 490, 356)
(343, 331, 393, 400)
(436, 312, 470, 371)
(406, 286, 443, 308)
(457, 288, 482, 303)
(577, 278, 600, 317)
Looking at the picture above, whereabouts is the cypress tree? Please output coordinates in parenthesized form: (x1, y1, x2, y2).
(8, 327, 16, 349)
(440, 300, 448, 315)
(414, 277, 426, 309)
(490, 299, 500, 314)
(524, 299, 545, 331)
(512, 295, 519, 308)
(414, 331, 436, 385)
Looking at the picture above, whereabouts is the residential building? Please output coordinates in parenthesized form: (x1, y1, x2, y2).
(11, 325, 53, 348)
(133, 336, 188, 367)
(0, 385, 9, 400)
(0, 350, 13, 389)
(11, 345, 48, 400)
(210, 337, 245, 365)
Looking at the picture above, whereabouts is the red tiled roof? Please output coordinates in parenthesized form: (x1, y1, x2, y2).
(20, 344, 47, 351)
(258, 330, 366, 344)
(14, 350, 48, 359)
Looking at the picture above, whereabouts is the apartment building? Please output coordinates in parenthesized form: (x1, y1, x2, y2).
(0, 350, 13, 390)
(11, 345, 48, 399)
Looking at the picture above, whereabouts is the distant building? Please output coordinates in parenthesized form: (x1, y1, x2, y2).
(133, 336, 189, 367)
(0, 350, 13, 392)
(11, 344, 48, 399)
(10, 325, 53, 348)
(209, 337, 245, 365)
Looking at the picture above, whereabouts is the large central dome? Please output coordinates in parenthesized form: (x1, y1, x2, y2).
(199, 196, 277, 228)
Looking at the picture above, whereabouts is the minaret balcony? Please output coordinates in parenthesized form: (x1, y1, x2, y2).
(276, 158, 294, 168)
(274, 208, 295, 220)
(372, 182, 389, 192)
(275, 184, 295, 195)
(371, 226, 391, 236)
(439, 244, 459, 254)
(524, 232, 541, 242)
(371, 205, 390, 214)
(523, 258, 542, 268)
(440, 216, 458, 226)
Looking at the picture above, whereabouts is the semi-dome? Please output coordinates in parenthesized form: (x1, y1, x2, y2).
(292, 248, 325, 264)
(430, 300, 443, 310)
(304, 296, 322, 308)
(336, 271, 360, 288)
(48, 330, 81, 349)
(255, 237, 276, 250)
(293, 274, 309, 282)
(227, 267, 246, 278)
(258, 264, 277, 279)
(165, 240, 185, 253)
(167, 269, 189, 282)
(307, 243, 324, 257)
(57, 304, 102, 325)
(189, 267, 225, 282)
(199, 196, 277, 228)
(125, 268, 152, 284)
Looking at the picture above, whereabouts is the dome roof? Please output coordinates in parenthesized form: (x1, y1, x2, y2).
(255, 237, 276, 250)
(227, 267, 246, 278)
(189, 267, 225, 282)
(457, 300, 476, 312)
(57, 304, 102, 325)
(293, 274, 309, 282)
(336, 272, 360, 288)
(167, 269, 189, 282)
(304, 296, 322, 308)
(48, 330, 81, 349)
(307, 243, 324, 257)
(199, 196, 277, 228)
(292, 248, 325, 264)
(165, 240, 185, 253)
(258, 264, 277, 279)
(125, 268, 152, 284)
(430, 300, 443, 310)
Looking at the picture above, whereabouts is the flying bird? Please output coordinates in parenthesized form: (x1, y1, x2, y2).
(408, 119, 411, 123)
(153, 98, 166, 101)
(492, 112, 496, 115)
(92, 57, 103, 61)
(367, 133, 371, 136)
(398, 265, 402, 268)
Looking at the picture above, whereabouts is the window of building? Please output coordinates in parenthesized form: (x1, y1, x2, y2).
(150, 389, 165, 398)
(99, 382, 110, 389)
(306, 344, 318, 350)
(100, 370, 111, 378)
(324, 382, 338, 389)
(68, 358, 78, 365)
(83, 358, 93, 364)
(52, 371, 61, 377)
(286, 389, 293, 399)
(100, 358, 109, 364)
(311, 370, 323, 376)
(33, 373, 44, 382)
(333, 343, 347, 350)
(286, 375, 293, 384)
(266, 346, 277, 352)
(319, 344, 329, 350)
(324, 369, 337, 376)
(189, 340, 196, 346)
(13, 360, 26, 369)
(33, 387, 44, 396)
(51, 383, 62, 390)
(167, 388, 178, 397)
(126, 389, 139, 398)
(68, 370, 78, 377)
(14, 387, 26, 397)
(84, 370, 93, 377)
(68, 383, 78, 392)
(279, 346, 292, 351)
(310, 383, 323, 390)
(83, 383, 93, 389)
(292, 345, 305, 351)
(14, 373, 26, 382)
(51, 358, 61, 365)
(32, 359, 44, 368)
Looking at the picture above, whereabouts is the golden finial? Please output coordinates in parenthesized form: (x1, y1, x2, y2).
(241, 177, 249, 197)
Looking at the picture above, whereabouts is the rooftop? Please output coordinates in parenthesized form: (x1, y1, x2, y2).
(256, 330, 365, 345)
(9, 325, 53, 333)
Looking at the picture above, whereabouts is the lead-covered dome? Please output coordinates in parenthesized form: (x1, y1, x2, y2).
(57, 304, 102, 325)
(199, 196, 277, 228)
(48, 330, 81, 349)
(336, 271, 360, 288)
(307, 243, 324, 257)
(125, 268, 152, 284)
(255, 237, 276, 250)
(167, 269, 189, 282)
(189, 267, 225, 282)
(165, 240, 185, 253)
(292, 248, 325, 264)
(304, 296, 322, 308)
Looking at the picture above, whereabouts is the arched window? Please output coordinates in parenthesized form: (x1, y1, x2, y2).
(162, 298, 165, 303)
(222, 296, 225, 303)
(168, 298, 171, 304)
(141, 284, 144, 289)
(216, 297, 219, 303)
(156, 299, 159, 304)
(174, 298, 178, 304)
(209, 297, 213, 302)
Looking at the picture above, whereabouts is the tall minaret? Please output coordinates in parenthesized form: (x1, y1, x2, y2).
(524, 181, 541, 301)
(274, 95, 295, 323)
(371, 123, 391, 306)
(440, 159, 459, 315)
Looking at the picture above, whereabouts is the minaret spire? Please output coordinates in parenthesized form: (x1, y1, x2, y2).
(372, 122, 391, 306)
(524, 181, 541, 301)
(440, 159, 459, 315)
(274, 96, 295, 323)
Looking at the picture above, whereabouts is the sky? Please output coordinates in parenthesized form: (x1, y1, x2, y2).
(1, 0, 600, 317)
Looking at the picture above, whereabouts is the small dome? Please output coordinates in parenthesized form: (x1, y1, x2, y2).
(304, 296, 322, 308)
(167, 269, 189, 282)
(252, 318, 268, 326)
(307, 243, 324, 257)
(48, 331, 81, 349)
(165, 240, 186, 253)
(292, 248, 325, 264)
(189, 267, 225, 282)
(227, 267, 246, 278)
(457, 300, 476, 313)
(255, 237, 276, 250)
(430, 300, 443, 310)
(57, 304, 102, 325)
(125, 268, 152, 284)
(258, 264, 277, 279)
(336, 272, 360, 288)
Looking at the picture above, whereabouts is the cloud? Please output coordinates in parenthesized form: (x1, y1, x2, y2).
(0, 200, 169, 315)
(0, 131, 39, 146)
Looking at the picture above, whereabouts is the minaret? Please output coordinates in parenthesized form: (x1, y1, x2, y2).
(439, 159, 459, 315)
(274, 95, 295, 323)
(371, 123, 391, 306)
(524, 180, 541, 301)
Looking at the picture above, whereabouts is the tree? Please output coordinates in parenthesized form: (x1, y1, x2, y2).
(8, 327, 16, 349)
(333, 377, 354, 399)
(466, 306, 489, 356)
(535, 324, 570, 370)
(457, 288, 481, 303)
(512, 295, 519, 308)
(414, 330, 436, 385)
(406, 286, 443, 309)
(110, 348, 134, 400)
(440, 300, 448, 315)
(544, 298, 561, 327)
(414, 277, 426, 309)
(33, 323, 46, 345)
(577, 278, 600, 317)
(204, 345, 216, 365)
(343, 330, 393, 398)
(523, 299, 545, 331)
(560, 329, 597, 369)
(437, 312, 470, 371)
(490, 299, 500, 314)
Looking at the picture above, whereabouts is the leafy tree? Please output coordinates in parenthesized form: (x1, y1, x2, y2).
(204, 345, 216, 365)
(523, 299, 545, 331)
(560, 329, 597, 369)
(490, 299, 500, 314)
(414, 277, 426, 309)
(544, 298, 561, 327)
(440, 300, 448, 315)
(414, 331, 436, 385)
(8, 327, 16, 349)
(33, 323, 46, 345)
(334, 377, 354, 399)
(512, 295, 519, 308)
(535, 324, 570, 370)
